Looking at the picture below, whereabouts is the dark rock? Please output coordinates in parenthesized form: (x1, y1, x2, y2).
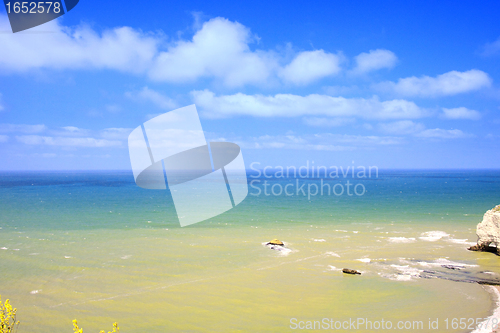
(342, 268, 361, 275)
(468, 244, 498, 254)
(441, 264, 464, 270)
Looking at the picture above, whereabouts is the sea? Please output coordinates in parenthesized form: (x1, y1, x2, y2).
(0, 169, 499, 332)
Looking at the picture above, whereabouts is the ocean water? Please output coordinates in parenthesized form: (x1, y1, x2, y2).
(0, 170, 500, 332)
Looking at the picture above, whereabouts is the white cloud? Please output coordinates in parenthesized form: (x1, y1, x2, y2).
(49, 126, 92, 136)
(481, 37, 500, 57)
(416, 128, 471, 139)
(303, 117, 355, 127)
(0, 123, 47, 133)
(441, 107, 481, 120)
(149, 18, 277, 87)
(0, 15, 366, 87)
(100, 128, 133, 140)
(376, 69, 492, 97)
(0, 93, 4, 112)
(192, 90, 428, 119)
(279, 50, 342, 85)
(5, 124, 133, 147)
(125, 87, 177, 110)
(352, 49, 397, 74)
(378, 120, 425, 135)
(240, 133, 403, 151)
(15, 135, 122, 147)
(0, 15, 159, 73)
(0, 134, 8, 142)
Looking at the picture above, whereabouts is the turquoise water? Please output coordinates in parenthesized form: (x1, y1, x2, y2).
(0, 170, 499, 332)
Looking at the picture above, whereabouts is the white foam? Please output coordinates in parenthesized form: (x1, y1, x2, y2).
(384, 264, 423, 281)
(325, 252, 341, 257)
(263, 243, 294, 256)
(419, 231, 449, 242)
(394, 274, 413, 281)
(447, 238, 476, 246)
(275, 247, 293, 256)
(471, 286, 500, 333)
(357, 258, 371, 263)
(327, 265, 341, 271)
(388, 237, 416, 243)
(1, 247, 7, 250)
(418, 258, 478, 268)
(312, 239, 326, 242)
(64, 256, 72, 259)
(30, 290, 40, 294)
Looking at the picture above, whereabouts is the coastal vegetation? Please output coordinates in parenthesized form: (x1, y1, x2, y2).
(2, 297, 119, 333)
(0, 296, 19, 333)
(73, 320, 119, 333)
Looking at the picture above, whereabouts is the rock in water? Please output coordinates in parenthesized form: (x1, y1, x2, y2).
(469, 205, 500, 255)
(266, 239, 284, 246)
(342, 268, 361, 275)
(264, 239, 292, 255)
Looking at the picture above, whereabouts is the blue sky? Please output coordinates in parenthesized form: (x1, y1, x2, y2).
(0, 0, 499, 170)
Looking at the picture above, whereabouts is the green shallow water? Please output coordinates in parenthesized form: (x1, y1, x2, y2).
(0, 170, 500, 332)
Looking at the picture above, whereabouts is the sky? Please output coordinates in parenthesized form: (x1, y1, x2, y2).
(0, 0, 499, 170)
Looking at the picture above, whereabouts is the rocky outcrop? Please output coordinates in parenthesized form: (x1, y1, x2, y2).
(264, 239, 293, 254)
(342, 268, 361, 275)
(469, 205, 500, 255)
(266, 239, 284, 246)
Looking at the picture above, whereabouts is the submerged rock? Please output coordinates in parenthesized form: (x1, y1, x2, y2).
(264, 239, 293, 255)
(342, 268, 361, 275)
(266, 239, 284, 246)
(468, 205, 500, 255)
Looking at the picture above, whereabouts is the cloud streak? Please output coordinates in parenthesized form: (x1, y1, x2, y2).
(352, 49, 397, 74)
(416, 128, 471, 139)
(378, 120, 425, 135)
(0, 123, 47, 133)
(192, 90, 429, 119)
(376, 69, 491, 97)
(125, 87, 177, 110)
(481, 37, 500, 57)
(3, 124, 133, 148)
(238, 133, 404, 151)
(441, 107, 481, 120)
(15, 135, 123, 147)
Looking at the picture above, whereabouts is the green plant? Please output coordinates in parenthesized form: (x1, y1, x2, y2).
(0, 295, 20, 333)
